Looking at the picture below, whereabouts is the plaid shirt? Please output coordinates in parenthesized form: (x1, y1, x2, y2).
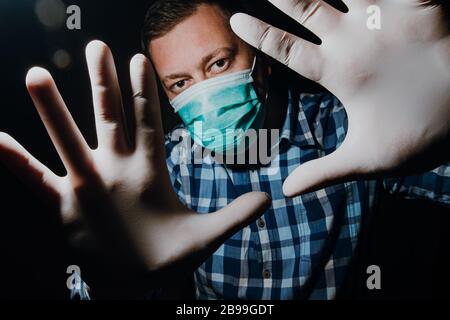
(165, 91, 450, 300)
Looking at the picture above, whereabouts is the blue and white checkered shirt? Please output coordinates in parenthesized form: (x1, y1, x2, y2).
(164, 90, 450, 300)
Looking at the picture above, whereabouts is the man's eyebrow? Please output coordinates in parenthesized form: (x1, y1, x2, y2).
(200, 46, 235, 66)
(164, 72, 191, 81)
(163, 47, 236, 82)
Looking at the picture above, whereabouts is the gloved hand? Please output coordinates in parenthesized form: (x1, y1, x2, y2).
(0, 41, 271, 274)
(230, 0, 450, 197)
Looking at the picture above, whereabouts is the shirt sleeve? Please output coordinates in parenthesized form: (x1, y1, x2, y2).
(383, 163, 450, 207)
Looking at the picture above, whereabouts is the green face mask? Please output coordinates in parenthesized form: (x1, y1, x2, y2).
(170, 60, 265, 154)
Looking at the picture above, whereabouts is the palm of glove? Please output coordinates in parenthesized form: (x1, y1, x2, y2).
(0, 41, 270, 274)
(231, 0, 450, 196)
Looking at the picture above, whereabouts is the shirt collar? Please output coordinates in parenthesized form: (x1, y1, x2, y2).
(279, 89, 320, 149)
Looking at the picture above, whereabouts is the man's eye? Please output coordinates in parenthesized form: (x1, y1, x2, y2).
(170, 80, 188, 93)
(174, 80, 186, 89)
(210, 59, 229, 74)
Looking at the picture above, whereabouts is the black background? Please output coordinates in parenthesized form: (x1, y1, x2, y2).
(0, 0, 449, 300)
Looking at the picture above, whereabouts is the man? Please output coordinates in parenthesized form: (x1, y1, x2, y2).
(0, 0, 449, 299)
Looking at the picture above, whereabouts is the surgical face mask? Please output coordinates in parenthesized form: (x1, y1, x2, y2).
(170, 58, 266, 154)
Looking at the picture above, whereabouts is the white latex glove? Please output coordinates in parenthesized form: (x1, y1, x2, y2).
(0, 41, 271, 273)
(231, 0, 450, 197)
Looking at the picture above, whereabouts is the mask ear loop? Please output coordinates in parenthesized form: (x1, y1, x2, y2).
(250, 55, 269, 103)
(250, 56, 257, 75)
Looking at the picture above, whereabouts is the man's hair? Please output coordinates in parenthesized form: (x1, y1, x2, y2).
(142, 0, 243, 54)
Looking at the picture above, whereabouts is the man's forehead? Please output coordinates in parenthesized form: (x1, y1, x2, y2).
(149, 4, 238, 75)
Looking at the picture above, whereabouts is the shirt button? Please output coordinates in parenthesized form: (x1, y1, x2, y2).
(257, 218, 266, 229)
(263, 269, 271, 279)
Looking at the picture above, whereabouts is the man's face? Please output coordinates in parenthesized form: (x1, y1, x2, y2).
(149, 4, 257, 101)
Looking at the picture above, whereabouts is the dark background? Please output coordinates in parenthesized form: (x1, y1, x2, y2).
(0, 0, 449, 300)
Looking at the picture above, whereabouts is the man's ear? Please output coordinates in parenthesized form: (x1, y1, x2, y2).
(252, 52, 272, 101)
(265, 55, 272, 77)
(255, 51, 272, 77)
